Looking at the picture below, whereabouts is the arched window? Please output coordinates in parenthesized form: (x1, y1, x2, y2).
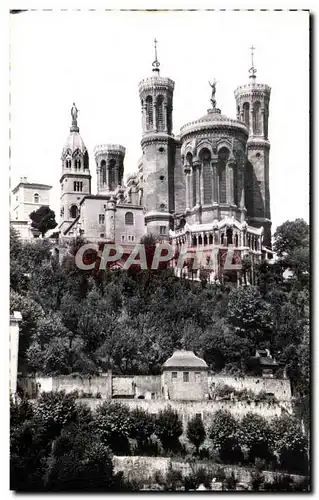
(70, 205, 78, 219)
(34, 193, 39, 203)
(218, 147, 229, 204)
(166, 97, 172, 134)
(235, 234, 239, 247)
(146, 95, 153, 129)
(226, 228, 233, 246)
(75, 158, 81, 169)
(199, 148, 212, 205)
(125, 211, 134, 226)
(253, 101, 261, 135)
(101, 159, 106, 184)
(243, 102, 250, 128)
(83, 151, 89, 169)
(108, 158, 116, 189)
(156, 95, 164, 130)
(66, 159, 71, 168)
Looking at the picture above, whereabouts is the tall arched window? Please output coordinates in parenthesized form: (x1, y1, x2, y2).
(199, 148, 212, 205)
(101, 159, 106, 184)
(253, 101, 261, 135)
(218, 147, 229, 204)
(75, 158, 81, 169)
(146, 95, 153, 130)
(226, 228, 233, 246)
(83, 151, 89, 169)
(125, 211, 134, 226)
(66, 159, 71, 168)
(108, 159, 116, 189)
(156, 95, 164, 130)
(243, 102, 250, 128)
(70, 205, 78, 218)
(34, 193, 39, 203)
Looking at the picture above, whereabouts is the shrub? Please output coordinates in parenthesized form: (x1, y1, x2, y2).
(186, 415, 206, 454)
(239, 412, 272, 463)
(209, 410, 242, 463)
(129, 408, 156, 451)
(155, 407, 183, 452)
(94, 402, 132, 454)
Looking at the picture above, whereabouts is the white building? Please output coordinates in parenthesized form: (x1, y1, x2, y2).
(11, 177, 52, 239)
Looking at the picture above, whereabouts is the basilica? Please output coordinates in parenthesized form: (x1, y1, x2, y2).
(58, 44, 272, 280)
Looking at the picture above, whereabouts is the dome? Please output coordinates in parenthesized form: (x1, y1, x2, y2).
(162, 350, 208, 370)
(62, 131, 87, 158)
(180, 107, 248, 139)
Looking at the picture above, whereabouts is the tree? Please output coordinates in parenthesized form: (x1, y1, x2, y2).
(94, 402, 133, 454)
(129, 407, 156, 451)
(155, 407, 183, 452)
(270, 414, 308, 474)
(44, 426, 114, 491)
(239, 412, 272, 463)
(33, 391, 78, 439)
(227, 286, 273, 349)
(29, 205, 57, 237)
(273, 219, 309, 258)
(186, 415, 206, 454)
(209, 410, 241, 463)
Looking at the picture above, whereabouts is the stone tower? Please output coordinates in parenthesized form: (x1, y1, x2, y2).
(59, 103, 91, 235)
(138, 39, 176, 238)
(94, 144, 125, 194)
(234, 48, 271, 247)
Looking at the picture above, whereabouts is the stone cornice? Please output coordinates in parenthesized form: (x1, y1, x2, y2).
(138, 76, 175, 94)
(141, 133, 176, 147)
(59, 173, 91, 183)
(180, 120, 248, 140)
(234, 82, 271, 99)
(94, 144, 126, 157)
(144, 211, 173, 223)
(247, 138, 271, 150)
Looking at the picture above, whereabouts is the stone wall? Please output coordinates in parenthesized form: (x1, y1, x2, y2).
(113, 456, 305, 485)
(162, 369, 208, 401)
(83, 398, 293, 429)
(208, 375, 291, 401)
(29, 374, 112, 398)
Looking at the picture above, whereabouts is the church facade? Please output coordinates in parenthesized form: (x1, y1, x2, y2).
(59, 46, 272, 280)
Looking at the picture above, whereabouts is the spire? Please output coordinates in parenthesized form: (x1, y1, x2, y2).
(249, 45, 257, 80)
(70, 102, 79, 132)
(152, 37, 160, 75)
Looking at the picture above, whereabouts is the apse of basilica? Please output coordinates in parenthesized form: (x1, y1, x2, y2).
(59, 43, 272, 280)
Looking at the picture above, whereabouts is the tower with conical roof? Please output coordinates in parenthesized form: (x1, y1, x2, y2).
(234, 47, 272, 247)
(59, 103, 91, 235)
(138, 39, 176, 238)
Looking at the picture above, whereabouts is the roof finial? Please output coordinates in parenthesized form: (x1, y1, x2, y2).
(249, 45, 257, 80)
(209, 79, 218, 108)
(152, 37, 160, 74)
(70, 102, 79, 132)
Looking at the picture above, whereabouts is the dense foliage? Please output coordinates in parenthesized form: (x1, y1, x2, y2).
(10, 393, 309, 491)
(10, 220, 309, 395)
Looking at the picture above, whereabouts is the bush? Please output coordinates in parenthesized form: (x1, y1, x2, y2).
(94, 402, 132, 454)
(155, 407, 183, 452)
(186, 415, 206, 454)
(184, 466, 212, 491)
(129, 408, 156, 451)
(209, 410, 242, 463)
(239, 412, 272, 463)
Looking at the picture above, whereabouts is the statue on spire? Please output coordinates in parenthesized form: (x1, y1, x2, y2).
(71, 102, 78, 123)
(209, 79, 218, 107)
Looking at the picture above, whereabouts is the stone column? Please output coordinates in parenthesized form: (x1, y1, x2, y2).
(249, 105, 254, 136)
(260, 107, 265, 136)
(184, 166, 191, 210)
(194, 162, 201, 206)
(163, 102, 167, 132)
(191, 167, 196, 207)
(153, 102, 157, 131)
(238, 161, 245, 209)
(211, 158, 218, 203)
(226, 158, 235, 205)
(199, 162, 205, 205)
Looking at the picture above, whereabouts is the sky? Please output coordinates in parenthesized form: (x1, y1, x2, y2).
(9, 9, 309, 231)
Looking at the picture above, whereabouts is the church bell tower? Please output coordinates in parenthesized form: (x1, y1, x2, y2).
(138, 39, 176, 239)
(234, 47, 272, 247)
(59, 103, 91, 235)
